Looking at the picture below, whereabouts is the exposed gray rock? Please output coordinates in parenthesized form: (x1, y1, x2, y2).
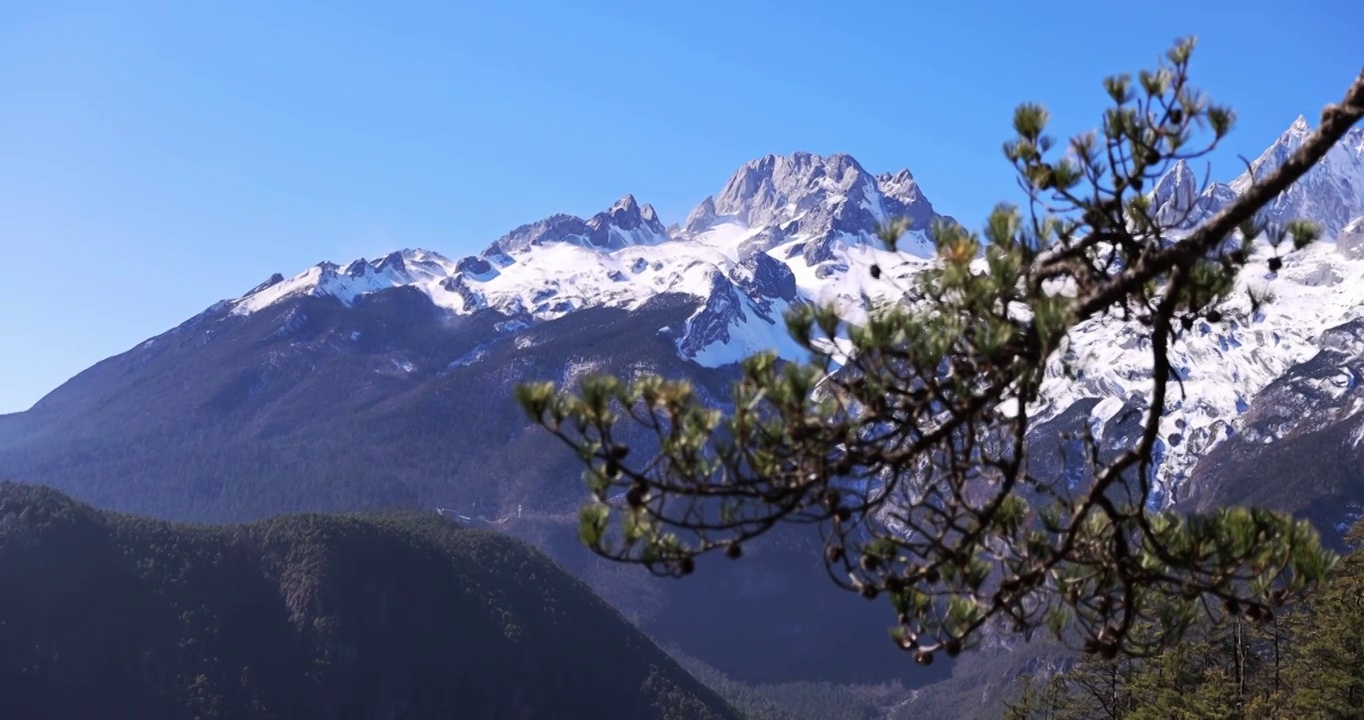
(1336, 216, 1364, 259)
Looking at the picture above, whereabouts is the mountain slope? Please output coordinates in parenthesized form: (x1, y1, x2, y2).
(0, 482, 739, 720)
(1024, 119, 1364, 517)
(0, 291, 738, 521)
(0, 289, 929, 687)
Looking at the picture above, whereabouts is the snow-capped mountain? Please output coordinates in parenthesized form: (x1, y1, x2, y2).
(217, 119, 1364, 521)
(5, 115, 1364, 551)
(1032, 236, 1364, 507)
(1035, 117, 1364, 509)
(487, 193, 671, 256)
(1229, 116, 1364, 238)
(1148, 158, 1237, 230)
(0, 151, 957, 690)
(231, 151, 952, 368)
(1151, 117, 1364, 238)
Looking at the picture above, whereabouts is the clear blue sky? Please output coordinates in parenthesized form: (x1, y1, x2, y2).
(2, 0, 1360, 413)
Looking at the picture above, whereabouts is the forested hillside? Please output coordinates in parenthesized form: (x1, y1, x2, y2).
(0, 482, 739, 720)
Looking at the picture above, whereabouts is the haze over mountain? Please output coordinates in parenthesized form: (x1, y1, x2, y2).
(2, 116, 1363, 701)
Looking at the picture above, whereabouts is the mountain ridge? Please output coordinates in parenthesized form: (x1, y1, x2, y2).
(1151, 117, 1364, 237)
(225, 149, 953, 368)
(209, 119, 1364, 512)
(225, 118, 1364, 357)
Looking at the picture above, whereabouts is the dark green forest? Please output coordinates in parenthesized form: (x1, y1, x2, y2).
(0, 482, 739, 720)
(1002, 520, 1364, 719)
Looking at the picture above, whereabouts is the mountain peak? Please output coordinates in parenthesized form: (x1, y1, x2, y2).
(875, 167, 928, 208)
(877, 168, 914, 183)
(610, 194, 640, 213)
(1146, 159, 1241, 232)
(710, 151, 882, 223)
(605, 193, 663, 227)
(483, 192, 670, 256)
(1227, 116, 1364, 238)
(586, 193, 669, 248)
(1150, 159, 1199, 223)
(677, 151, 948, 264)
(745, 150, 862, 171)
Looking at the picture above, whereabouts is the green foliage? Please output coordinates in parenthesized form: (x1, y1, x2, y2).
(1270, 522, 1364, 718)
(1005, 519, 1364, 718)
(519, 39, 1364, 662)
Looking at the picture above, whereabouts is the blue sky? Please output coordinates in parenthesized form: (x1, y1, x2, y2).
(1, 0, 1360, 413)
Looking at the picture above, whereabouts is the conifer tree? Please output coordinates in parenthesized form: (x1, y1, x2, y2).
(1274, 521, 1364, 718)
(1003, 673, 1069, 720)
(518, 40, 1364, 659)
(1005, 523, 1364, 717)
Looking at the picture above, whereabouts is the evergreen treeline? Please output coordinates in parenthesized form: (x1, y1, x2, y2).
(1003, 521, 1364, 719)
(668, 644, 910, 720)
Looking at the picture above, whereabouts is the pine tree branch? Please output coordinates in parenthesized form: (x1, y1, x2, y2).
(518, 49, 1361, 663)
(1058, 68, 1364, 324)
